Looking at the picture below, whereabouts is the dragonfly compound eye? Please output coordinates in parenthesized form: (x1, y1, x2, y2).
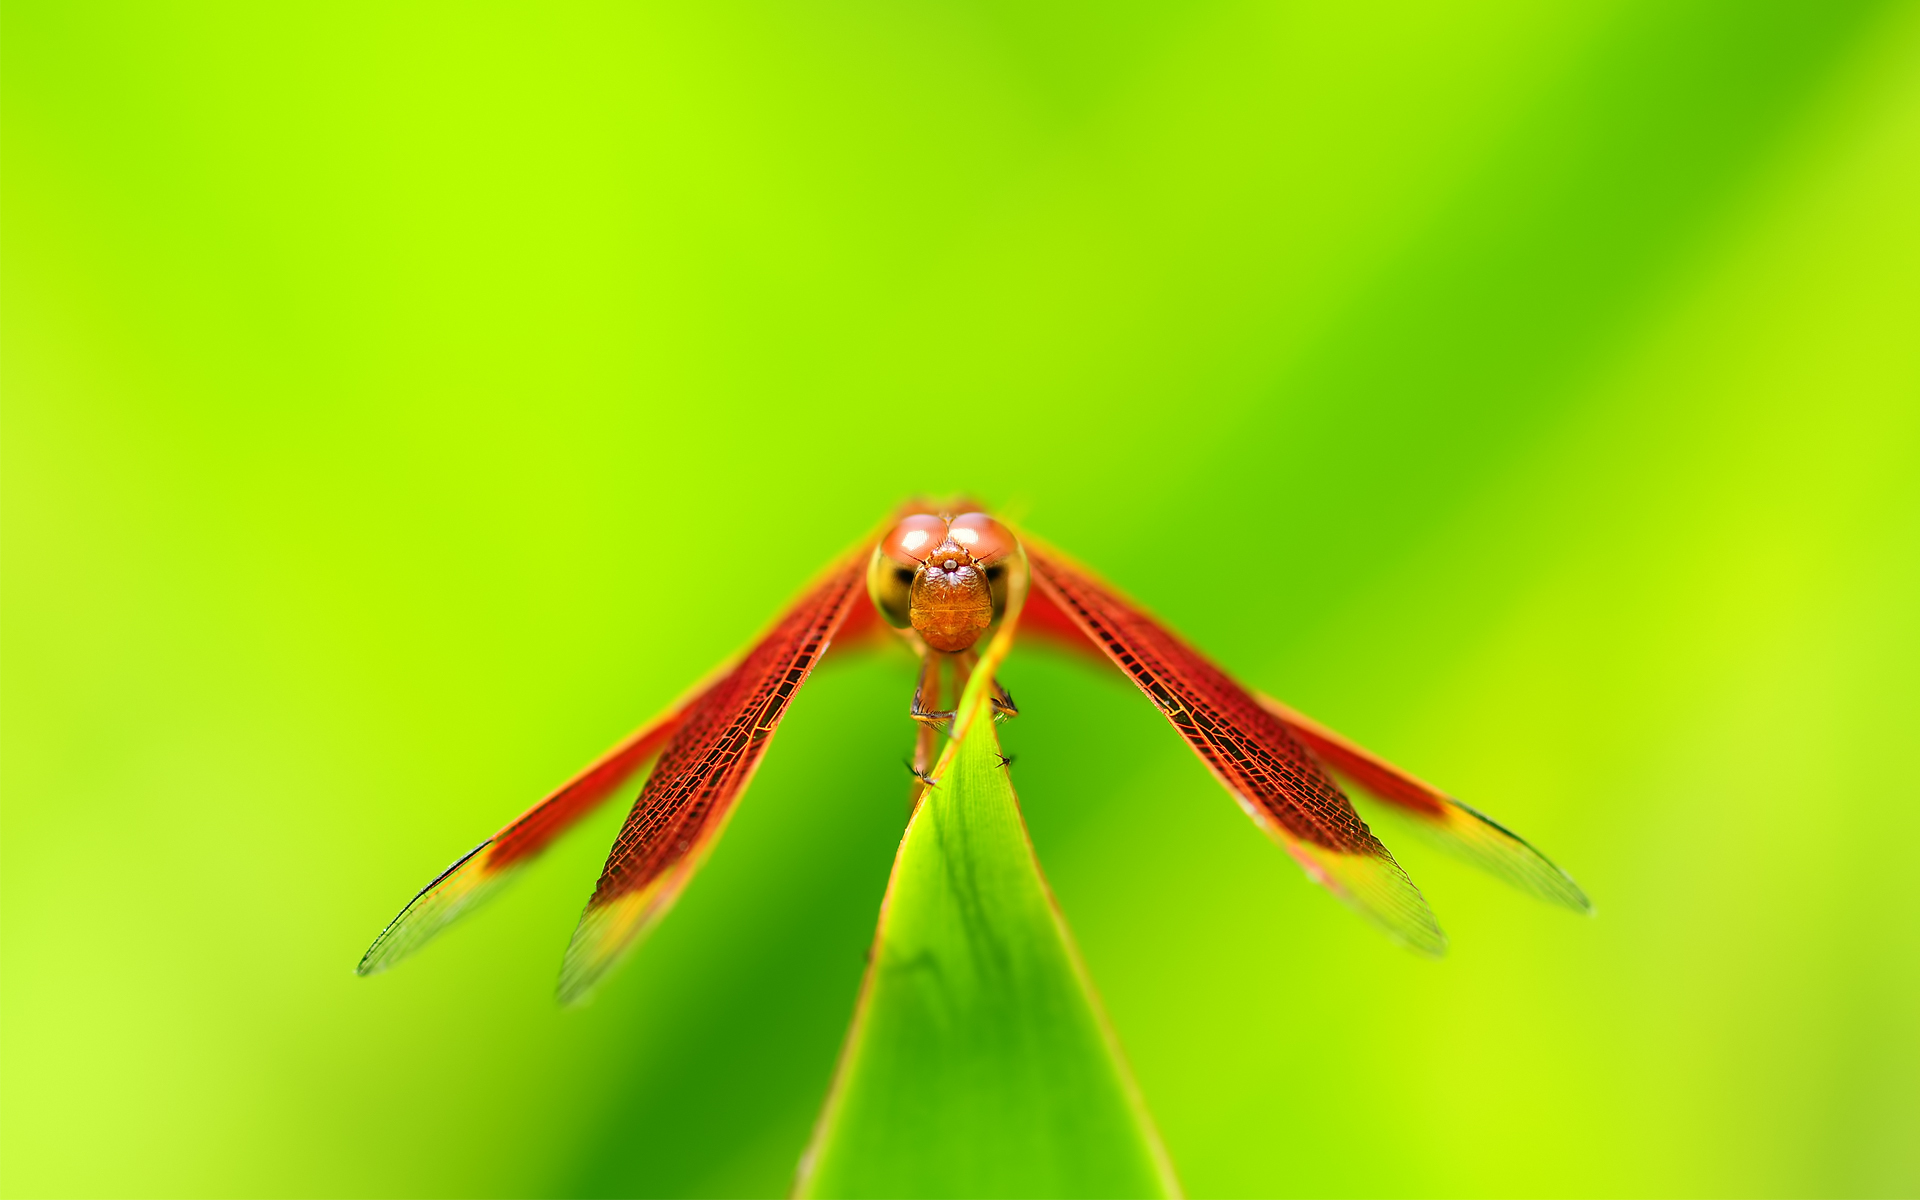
(945, 512, 1015, 565)
(946, 512, 1021, 622)
(877, 514, 949, 567)
(867, 514, 947, 628)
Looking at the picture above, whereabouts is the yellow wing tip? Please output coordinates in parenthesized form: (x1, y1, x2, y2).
(355, 841, 509, 977)
(555, 886, 670, 1006)
(1285, 839, 1449, 956)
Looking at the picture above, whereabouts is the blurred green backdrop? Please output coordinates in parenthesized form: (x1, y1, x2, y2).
(4, 0, 1917, 1195)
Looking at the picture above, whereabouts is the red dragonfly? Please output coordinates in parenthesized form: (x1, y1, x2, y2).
(358, 502, 1589, 1003)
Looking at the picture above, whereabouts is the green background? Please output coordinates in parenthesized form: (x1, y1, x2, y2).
(3, 0, 1916, 1195)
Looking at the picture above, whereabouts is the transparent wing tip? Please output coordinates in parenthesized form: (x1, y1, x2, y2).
(1284, 840, 1448, 957)
(555, 887, 667, 1006)
(356, 841, 513, 976)
(1442, 800, 1594, 915)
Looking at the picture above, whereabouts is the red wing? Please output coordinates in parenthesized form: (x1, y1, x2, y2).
(556, 556, 868, 1004)
(826, 588, 887, 650)
(1024, 542, 1445, 954)
(1022, 550, 1588, 915)
(357, 692, 702, 976)
(1258, 699, 1592, 913)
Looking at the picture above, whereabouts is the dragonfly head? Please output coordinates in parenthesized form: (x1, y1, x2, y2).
(868, 511, 1017, 653)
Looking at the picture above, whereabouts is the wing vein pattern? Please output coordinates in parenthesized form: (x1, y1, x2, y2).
(1021, 562, 1588, 916)
(357, 692, 698, 975)
(558, 557, 868, 1002)
(1025, 544, 1445, 953)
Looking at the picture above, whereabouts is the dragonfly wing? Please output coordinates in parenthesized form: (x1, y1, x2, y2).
(1023, 552, 1588, 916)
(1024, 543, 1445, 955)
(357, 692, 700, 976)
(1257, 698, 1592, 913)
(556, 556, 869, 1004)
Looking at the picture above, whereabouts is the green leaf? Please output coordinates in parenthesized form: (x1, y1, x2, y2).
(796, 689, 1179, 1199)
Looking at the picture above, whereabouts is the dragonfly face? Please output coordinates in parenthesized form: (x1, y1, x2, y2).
(867, 510, 1018, 653)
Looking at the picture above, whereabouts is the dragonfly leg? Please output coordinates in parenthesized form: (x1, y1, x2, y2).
(953, 648, 1019, 721)
(905, 660, 948, 806)
(901, 645, 1015, 805)
(910, 651, 957, 730)
(988, 672, 1018, 722)
(910, 648, 1018, 730)
(905, 720, 941, 804)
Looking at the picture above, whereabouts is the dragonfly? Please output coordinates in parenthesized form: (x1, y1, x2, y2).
(358, 501, 1590, 1004)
